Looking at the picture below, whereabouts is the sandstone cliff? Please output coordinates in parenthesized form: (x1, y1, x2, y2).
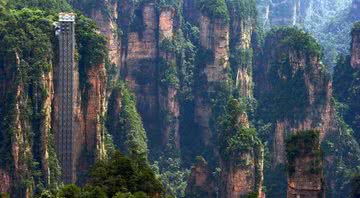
(286, 130, 324, 198)
(0, 11, 61, 196)
(256, 27, 360, 197)
(256, 28, 333, 165)
(194, 13, 230, 147)
(218, 99, 264, 198)
(158, 7, 181, 148)
(254, 27, 332, 197)
(185, 157, 216, 198)
(227, 0, 256, 97)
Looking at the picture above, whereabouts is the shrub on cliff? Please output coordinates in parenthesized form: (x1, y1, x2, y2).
(106, 81, 148, 161)
(196, 0, 229, 22)
(218, 99, 262, 159)
(286, 130, 322, 176)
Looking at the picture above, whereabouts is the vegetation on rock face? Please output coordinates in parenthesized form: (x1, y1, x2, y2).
(255, 27, 335, 197)
(219, 99, 261, 159)
(106, 81, 148, 161)
(257, 27, 327, 122)
(226, 0, 256, 20)
(320, 109, 360, 197)
(0, 6, 61, 194)
(333, 23, 360, 144)
(286, 130, 322, 176)
(196, 0, 229, 22)
(326, 24, 360, 195)
(75, 13, 107, 106)
(333, 55, 354, 102)
(0, 0, 108, 195)
(267, 27, 322, 57)
(2, 0, 360, 198)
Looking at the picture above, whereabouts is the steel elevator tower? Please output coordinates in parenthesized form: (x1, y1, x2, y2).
(56, 13, 76, 184)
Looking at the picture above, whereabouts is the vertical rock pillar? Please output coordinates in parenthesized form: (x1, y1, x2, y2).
(286, 130, 324, 198)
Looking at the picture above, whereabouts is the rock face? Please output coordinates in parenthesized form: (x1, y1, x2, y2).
(220, 151, 264, 198)
(218, 100, 264, 198)
(256, 28, 333, 165)
(91, 1, 121, 72)
(254, 28, 335, 197)
(0, 51, 56, 197)
(71, 0, 121, 71)
(53, 58, 107, 184)
(75, 63, 107, 182)
(79, 0, 181, 151)
(122, 2, 161, 149)
(286, 131, 324, 198)
(195, 14, 230, 146)
(158, 8, 181, 148)
(78, 0, 182, 151)
(227, 0, 256, 97)
(351, 24, 360, 69)
(185, 158, 216, 198)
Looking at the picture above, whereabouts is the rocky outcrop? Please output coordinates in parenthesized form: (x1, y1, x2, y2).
(351, 23, 360, 69)
(195, 14, 230, 146)
(158, 8, 181, 148)
(91, 1, 121, 72)
(0, 49, 57, 197)
(199, 16, 229, 83)
(286, 131, 324, 198)
(218, 100, 264, 198)
(83, 0, 181, 151)
(12, 84, 33, 198)
(227, 0, 256, 97)
(254, 28, 337, 196)
(256, 28, 334, 165)
(221, 150, 264, 198)
(84, 63, 107, 160)
(185, 157, 216, 198)
(122, 2, 160, 148)
(74, 63, 107, 182)
(70, 0, 121, 74)
(38, 71, 53, 186)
